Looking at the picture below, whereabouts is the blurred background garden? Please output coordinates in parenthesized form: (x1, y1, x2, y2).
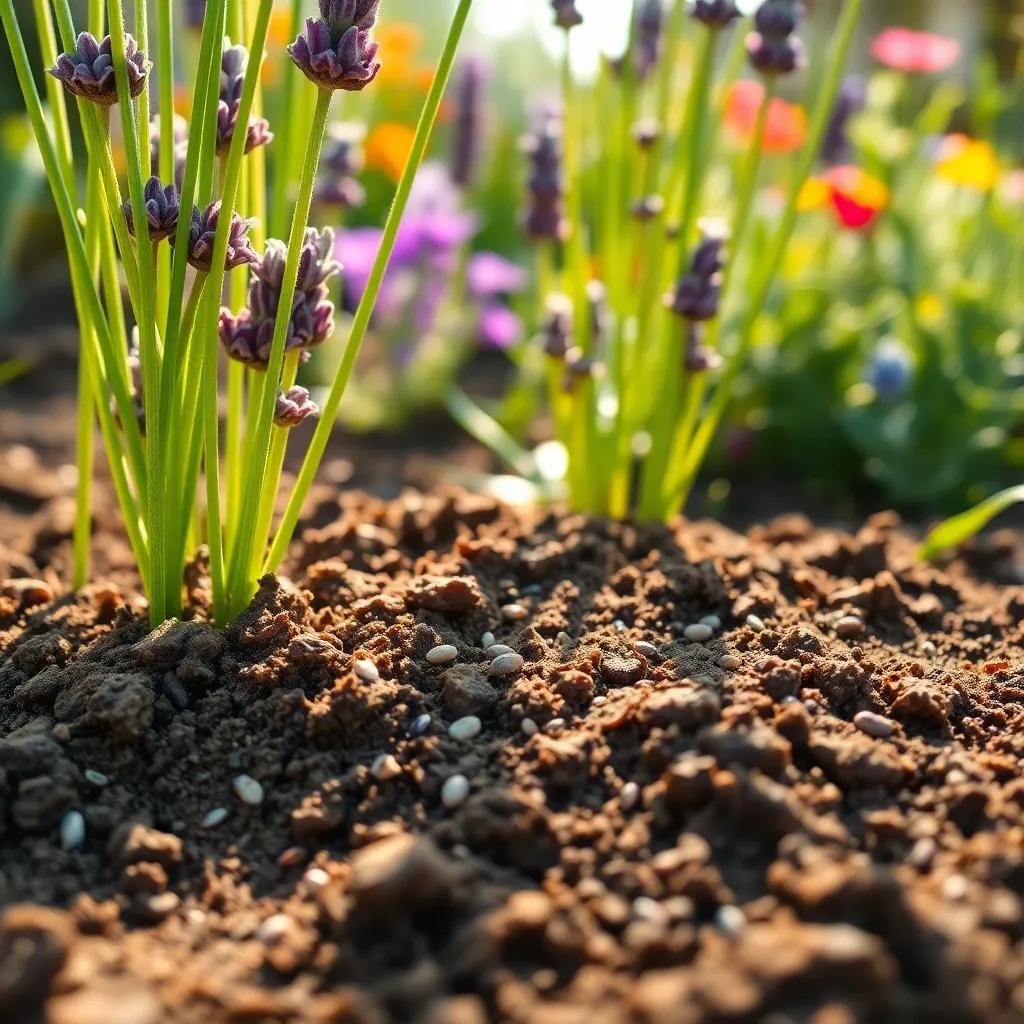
(2, 0, 1023, 522)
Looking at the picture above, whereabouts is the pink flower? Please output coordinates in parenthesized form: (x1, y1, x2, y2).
(870, 28, 960, 74)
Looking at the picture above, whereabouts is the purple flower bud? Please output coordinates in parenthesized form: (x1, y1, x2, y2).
(746, 0, 805, 77)
(822, 74, 866, 166)
(217, 44, 274, 157)
(562, 347, 602, 393)
(691, 0, 742, 29)
(631, 194, 665, 221)
(314, 177, 366, 209)
(684, 327, 722, 373)
(551, 0, 584, 30)
(123, 176, 180, 242)
(288, 16, 381, 92)
(754, 0, 802, 36)
(451, 57, 488, 189)
(522, 116, 566, 241)
(316, 124, 365, 209)
(633, 0, 665, 81)
(48, 31, 150, 107)
(632, 117, 662, 149)
(541, 293, 573, 359)
(319, 0, 381, 33)
(179, 201, 258, 273)
(865, 338, 911, 401)
(274, 386, 320, 428)
(666, 220, 728, 322)
(185, 0, 206, 30)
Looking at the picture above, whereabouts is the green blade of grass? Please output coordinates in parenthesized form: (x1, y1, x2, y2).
(919, 486, 1024, 561)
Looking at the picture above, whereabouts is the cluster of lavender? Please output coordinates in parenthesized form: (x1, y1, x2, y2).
(631, 0, 665, 81)
(217, 45, 273, 156)
(289, 0, 382, 92)
(691, 0, 742, 28)
(315, 124, 366, 210)
(540, 287, 608, 394)
(48, 31, 150, 105)
(451, 57, 487, 189)
(219, 228, 340, 384)
(666, 221, 728, 372)
(522, 112, 566, 241)
(747, 0, 805, 76)
(550, 0, 583, 30)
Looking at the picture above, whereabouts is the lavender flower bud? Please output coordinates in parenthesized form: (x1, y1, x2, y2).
(179, 201, 258, 273)
(551, 0, 583, 29)
(631, 194, 665, 221)
(523, 116, 566, 241)
(666, 221, 728, 322)
(822, 74, 866, 166)
(48, 32, 150, 107)
(288, 16, 381, 92)
(691, 0, 742, 28)
(316, 124, 366, 209)
(632, 118, 662, 149)
(217, 44, 274, 156)
(541, 293, 573, 358)
(451, 57, 487, 189)
(633, 0, 665, 81)
(274, 386, 320, 428)
(562, 347, 602, 394)
(747, 0, 805, 76)
(319, 0, 381, 32)
(123, 176, 180, 242)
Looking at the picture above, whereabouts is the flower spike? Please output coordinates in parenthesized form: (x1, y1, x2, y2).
(179, 201, 258, 273)
(217, 44, 274, 156)
(288, 16, 382, 92)
(48, 31, 150, 107)
(123, 177, 180, 243)
(274, 387, 320, 428)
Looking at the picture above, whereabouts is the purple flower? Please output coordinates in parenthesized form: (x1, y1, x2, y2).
(691, 1, 742, 28)
(468, 252, 526, 298)
(632, 117, 662, 149)
(747, 0, 805, 76)
(274, 386, 320, 428)
(865, 338, 912, 400)
(123, 176, 180, 242)
(288, 16, 381, 92)
(666, 220, 728, 322)
(633, 0, 665, 81)
(822, 75, 866, 165)
(179, 201, 258, 273)
(541, 293, 573, 359)
(478, 303, 523, 350)
(551, 0, 583, 30)
(185, 0, 206, 30)
(315, 123, 366, 209)
(451, 57, 488, 188)
(522, 114, 566, 241)
(319, 0, 381, 32)
(217, 44, 274, 156)
(48, 31, 150, 107)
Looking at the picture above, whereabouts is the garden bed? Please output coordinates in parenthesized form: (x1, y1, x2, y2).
(2, 483, 1023, 1023)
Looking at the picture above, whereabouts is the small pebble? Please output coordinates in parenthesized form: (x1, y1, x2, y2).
(233, 774, 265, 806)
(257, 914, 291, 944)
(634, 641, 659, 661)
(684, 623, 714, 643)
(481, 631, 496, 649)
(409, 713, 432, 737)
(545, 718, 566, 733)
(521, 718, 538, 737)
(52, 723, 70, 743)
(501, 603, 528, 622)
(84, 769, 109, 787)
(354, 659, 379, 682)
(804, 699, 819, 715)
(60, 810, 85, 851)
(613, 619, 626, 632)
(836, 615, 865, 640)
(592, 695, 607, 707)
(277, 846, 307, 868)
(371, 753, 402, 780)
(746, 614, 766, 633)
(145, 893, 180, 919)
(304, 867, 330, 890)
(718, 654, 742, 671)
(632, 897, 668, 926)
(441, 774, 470, 809)
(426, 644, 458, 666)
(700, 614, 722, 629)
(921, 640, 937, 658)
(715, 905, 746, 938)
(487, 644, 515, 658)
(201, 807, 229, 829)
(448, 716, 482, 741)
(489, 652, 525, 676)
(854, 710, 895, 739)
(620, 782, 640, 812)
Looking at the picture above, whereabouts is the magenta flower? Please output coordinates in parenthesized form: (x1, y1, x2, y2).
(467, 252, 527, 297)
(870, 28, 961, 74)
(48, 31, 150, 107)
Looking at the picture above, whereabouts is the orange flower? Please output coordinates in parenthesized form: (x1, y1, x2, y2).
(724, 80, 807, 154)
(365, 122, 416, 181)
(800, 166, 889, 230)
(375, 21, 424, 87)
(936, 134, 999, 192)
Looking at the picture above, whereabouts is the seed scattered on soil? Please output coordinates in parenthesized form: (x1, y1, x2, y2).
(354, 659, 379, 682)
(620, 782, 640, 811)
(480, 631, 495, 648)
(84, 769, 109, 787)
(501, 603, 528, 622)
(489, 652, 524, 676)
(145, 893, 180, 920)
(303, 868, 330, 890)
(854, 710, 895, 739)
(426, 644, 458, 665)
(719, 654, 742, 671)
(700, 614, 722, 629)
(60, 810, 85, 851)
(487, 644, 515, 658)
(633, 641, 659, 661)
(715, 904, 746, 938)
(277, 846, 306, 868)
(632, 896, 668, 926)
(922, 640, 938, 658)
(613, 619, 626, 632)
(746, 614, 766, 633)
(201, 807, 229, 829)
(837, 615, 866, 639)
(684, 623, 714, 643)
(521, 718, 538, 736)
(372, 754, 402, 781)
(441, 774, 470, 809)
(409, 713, 432, 737)
(545, 718, 566, 733)
(233, 774, 264, 806)
(448, 716, 482, 741)
(257, 914, 291, 944)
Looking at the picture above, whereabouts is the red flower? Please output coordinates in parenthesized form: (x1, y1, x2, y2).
(799, 166, 889, 231)
(870, 28, 960, 73)
(724, 80, 807, 154)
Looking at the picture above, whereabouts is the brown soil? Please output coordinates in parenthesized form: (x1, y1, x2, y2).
(2, 485, 1024, 1024)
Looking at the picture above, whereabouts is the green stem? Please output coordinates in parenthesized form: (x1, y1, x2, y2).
(263, 0, 476, 577)
(446, 387, 540, 481)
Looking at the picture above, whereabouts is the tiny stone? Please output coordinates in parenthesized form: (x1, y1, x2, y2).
(372, 753, 402, 780)
(684, 623, 714, 643)
(202, 807, 229, 829)
(854, 710, 895, 739)
(487, 644, 515, 658)
(633, 896, 668, 926)
(921, 640, 937, 658)
(448, 716, 482, 741)
(501, 603, 528, 622)
(427, 644, 458, 666)
(620, 781, 640, 812)
(836, 615, 865, 639)
(52, 723, 71, 743)
(804, 699, 819, 714)
(277, 846, 306, 868)
(634, 641, 659, 661)
(481, 631, 496, 649)
(258, 914, 291, 944)
(521, 718, 538, 736)
(84, 769, 109, 787)
(746, 615, 766, 633)
(60, 810, 85, 851)
(489, 652, 525, 676)
(545, 718, 566, 733)
(718, 654, 742, 671)
(613, 619, 627, 632)
(145, 892, 180, 919)
(441, 774, 470, 809)
(354, 659, 380, 682)
(715, 904, 745, 938)
(592, 695, 607, 707)
(410, 713, 432, 737)
(304, 867, 330, 890)
(233, 774, 264, 806)
(700, 615, 722, 629)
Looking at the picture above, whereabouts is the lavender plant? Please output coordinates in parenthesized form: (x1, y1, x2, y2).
(2, 0, 475, 625)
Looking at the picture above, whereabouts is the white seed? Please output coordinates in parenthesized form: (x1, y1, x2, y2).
(501, 603, 528, 622)
(448, 716, 482, 741)
(836, 615, 865, 639)
(613, 619, 626, 632)
(427, 644, 458, 666)
(634, 641, 659, 661)
(60, 810, 85, 851)
(201, 807, 229, 828)
(233, 774, 264, 806)
(921, 640, 937, 658)
(592, 695, 607, 707)
(441, 774, 470, 809)
(258, 914, 291, 944)
(521, 718, 538, 736)
(354, 659, 379, 682)
(84, 769, 109, 787)
(481, 631, 496, 649)
(487, 644, 515, 658)
(489, 652, 524, 676)
(746, 614, 766, 633)
(684, 623, 714, 643)
(304, 867, 330, 890)
(371, 753, 402, 781)
(719, 654, 742, 671)
(620, 781, 640, 812)
(545, 718, 566, 733)
(715, 904, 746, 938)
(700, 615, 722, 629)
(632, 896, 668, 926)
(854, 710, 894, 739)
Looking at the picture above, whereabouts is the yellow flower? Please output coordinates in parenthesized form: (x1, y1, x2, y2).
(915, 292, 944, 326)
(936, 134, 999, 192)
(797, 177, 832, 212)
(365, 122, 416, 181)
